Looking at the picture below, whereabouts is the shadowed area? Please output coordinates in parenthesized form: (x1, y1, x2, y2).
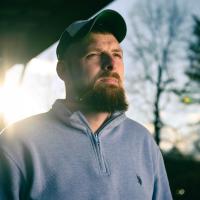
(0, 0, 113, 83)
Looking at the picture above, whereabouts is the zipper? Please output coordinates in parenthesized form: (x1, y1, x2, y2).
(89, 113, 124, 175)
(94, 134, 108, 174)
(95, 112, 124, 136)
(92, 133, 108, 174)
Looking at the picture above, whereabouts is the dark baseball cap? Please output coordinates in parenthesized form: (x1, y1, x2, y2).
(56, 9, 127, 60)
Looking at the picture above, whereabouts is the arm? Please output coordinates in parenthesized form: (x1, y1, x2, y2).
(152, 149, 173, 200)
(0, 149, 25, 200)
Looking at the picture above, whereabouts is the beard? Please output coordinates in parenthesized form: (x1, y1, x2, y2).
(77, 71, 128, 113)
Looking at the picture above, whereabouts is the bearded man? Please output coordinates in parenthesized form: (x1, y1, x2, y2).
(0, 9, 172, 200)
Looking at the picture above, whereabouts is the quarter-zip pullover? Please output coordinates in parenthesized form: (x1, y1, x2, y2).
(0, 99, 172, 200)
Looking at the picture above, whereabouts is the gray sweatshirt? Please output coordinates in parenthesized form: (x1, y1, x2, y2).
(0, 99, 172, 200)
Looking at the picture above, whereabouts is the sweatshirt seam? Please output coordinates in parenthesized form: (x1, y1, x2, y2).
(155, 146, 160, 174)
(0, 148, 26, 183)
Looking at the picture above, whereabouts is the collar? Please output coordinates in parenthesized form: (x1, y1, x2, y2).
(50, 99, 126, 134)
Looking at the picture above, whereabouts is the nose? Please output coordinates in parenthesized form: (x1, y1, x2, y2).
(101, 53, 114, 71)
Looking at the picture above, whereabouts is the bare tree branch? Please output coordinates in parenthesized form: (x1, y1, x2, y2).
(126, 0, 189, 145)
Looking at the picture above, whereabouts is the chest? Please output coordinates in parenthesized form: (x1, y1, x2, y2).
(24, 131, 155, 200)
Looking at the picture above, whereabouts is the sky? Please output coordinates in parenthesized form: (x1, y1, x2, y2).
(0, 0, 200, 155)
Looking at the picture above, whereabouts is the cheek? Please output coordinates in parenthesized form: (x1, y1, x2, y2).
(116, 61, 125, 81)
(81, 62, 101, 83)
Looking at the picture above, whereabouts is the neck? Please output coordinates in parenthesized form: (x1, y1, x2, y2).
(65, 99, 111, 133)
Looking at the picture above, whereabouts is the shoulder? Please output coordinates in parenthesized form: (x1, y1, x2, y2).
(123, 117, 153, 140)
(0, 111, 55, 147)
(122, 117, 163, 173)
(0, 111, 55, 166)
(122, 116, 160, 157)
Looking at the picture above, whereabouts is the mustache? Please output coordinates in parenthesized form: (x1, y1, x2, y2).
(78, 72, 122, 102)
(94, 71, 121, 83)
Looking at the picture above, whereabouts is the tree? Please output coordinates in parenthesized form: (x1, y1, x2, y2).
(184, 16, 200, 104)
(180, 16, 200, 155)
(126, 0, 188, 145)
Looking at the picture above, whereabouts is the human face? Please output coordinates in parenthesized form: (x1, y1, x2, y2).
(81, 33, 124, 86)
(68, 33, 124, 94)
(64, 32, 128, 112)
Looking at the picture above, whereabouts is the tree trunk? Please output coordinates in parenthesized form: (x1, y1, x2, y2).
(153, 64, 163, 145)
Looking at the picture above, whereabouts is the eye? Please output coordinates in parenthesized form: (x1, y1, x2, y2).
(85, 52, 99, 59)
(113, 52, 122, 59)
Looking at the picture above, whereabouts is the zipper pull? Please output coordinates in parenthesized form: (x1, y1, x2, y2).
(94, 134, 100, 144)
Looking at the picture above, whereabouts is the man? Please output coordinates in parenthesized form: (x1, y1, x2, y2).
(0, 9, 172, 199)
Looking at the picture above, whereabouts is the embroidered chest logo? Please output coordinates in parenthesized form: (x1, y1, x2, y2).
(136, 175, 142, 186)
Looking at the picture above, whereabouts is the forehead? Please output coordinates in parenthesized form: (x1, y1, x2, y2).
(64, 33, 122, 59)
(82, 32, 121, 50)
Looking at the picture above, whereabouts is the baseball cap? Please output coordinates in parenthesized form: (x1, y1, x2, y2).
(56, 9, 127, 60)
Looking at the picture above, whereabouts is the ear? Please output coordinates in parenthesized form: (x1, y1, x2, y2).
(56, 61, 67, 81)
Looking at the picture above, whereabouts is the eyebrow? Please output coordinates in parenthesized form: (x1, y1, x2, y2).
(87, 48, 123, 53)
(112, 48, 123, 54)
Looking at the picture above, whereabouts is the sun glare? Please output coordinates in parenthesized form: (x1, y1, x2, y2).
(0, 56, 62, 126)
(0, 64, 37, 124)
(0, 42, 65, 127)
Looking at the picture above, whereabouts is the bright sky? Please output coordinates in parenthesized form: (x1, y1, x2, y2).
(0, 0, 200, 155)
